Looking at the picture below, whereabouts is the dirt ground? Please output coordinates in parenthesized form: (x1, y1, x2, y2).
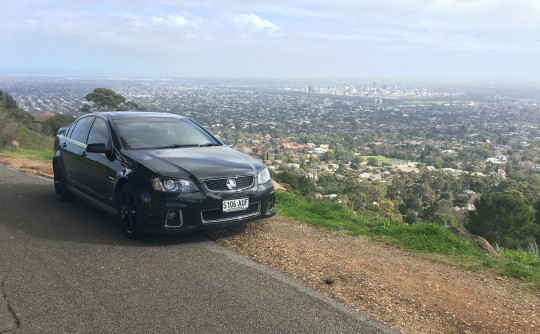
(0, 156, 53, 178)
(1, 155, 539, 334)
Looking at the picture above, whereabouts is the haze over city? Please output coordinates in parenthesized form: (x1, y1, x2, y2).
(1, 0, 539, 84)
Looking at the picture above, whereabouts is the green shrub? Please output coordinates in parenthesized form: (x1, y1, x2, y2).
(500, 249, 540, 267)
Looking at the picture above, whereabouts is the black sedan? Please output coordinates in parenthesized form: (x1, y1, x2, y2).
(53, 112, 275, 238)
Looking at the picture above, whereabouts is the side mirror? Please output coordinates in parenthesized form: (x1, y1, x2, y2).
(86, 143, 109, 154)
(218, 137, 228, 145)
(57, 127, 68, 136)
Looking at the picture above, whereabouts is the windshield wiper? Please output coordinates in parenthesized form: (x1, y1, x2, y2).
(154, 143, 220, 149)
(156, 144, 199, 149)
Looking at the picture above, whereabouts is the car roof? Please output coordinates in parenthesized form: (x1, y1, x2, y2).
(92, 111, 185, 120)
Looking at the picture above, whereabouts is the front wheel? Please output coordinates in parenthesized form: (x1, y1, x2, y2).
(53, 162, 76, 201)
(118, 184, 145, 239)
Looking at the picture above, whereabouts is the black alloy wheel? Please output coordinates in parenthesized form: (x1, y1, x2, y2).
(118, 184, 145, 239)
(53, 162, 76, 201)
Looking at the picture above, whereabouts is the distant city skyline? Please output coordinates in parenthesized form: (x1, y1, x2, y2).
(1, 0, 539, 84)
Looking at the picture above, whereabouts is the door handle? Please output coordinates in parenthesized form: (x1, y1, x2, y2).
(62, 142, 67, 148)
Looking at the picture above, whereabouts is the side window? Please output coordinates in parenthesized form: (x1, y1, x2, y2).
(87, 118, 110, 144)
(69, 116, 94, 144)
(66, 122, 77, 138)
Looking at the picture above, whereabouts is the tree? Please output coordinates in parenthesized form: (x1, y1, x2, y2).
(343, 180, 387, 212)
(119, 100, 144, 111)
(5, 107, 33, 126)
(45, 114, 76, 135)
(0, 91, 18, 109)
(322, 150, 335, 161)
(298, 176, 316, 197)
(367, 157, 378, 167)
(0, 91, 30, 149)
(0, 112, 19, 148)
(80, 88, 141, 112)
(430, 212, 458, 228)
(401, 193, 422, 213)
(403, 209, 419, 224)
(379, 200, 403, 222)
(466, 192, 538, 248)
(274, 169, 300, 191)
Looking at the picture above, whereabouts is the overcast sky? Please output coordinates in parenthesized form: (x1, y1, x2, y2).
(1, 0, 539, 84)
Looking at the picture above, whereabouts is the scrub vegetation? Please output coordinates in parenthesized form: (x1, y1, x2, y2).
(276, 191, 540, 290)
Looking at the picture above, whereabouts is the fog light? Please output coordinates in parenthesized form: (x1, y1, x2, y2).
(167, 210, 178, 220)
(165, 209, 183, 228)
(266, 194, 275, 213)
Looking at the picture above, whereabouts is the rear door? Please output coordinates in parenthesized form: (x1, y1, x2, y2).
(61, 116, 95, 191)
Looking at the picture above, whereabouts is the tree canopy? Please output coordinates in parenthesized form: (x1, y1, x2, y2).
(45, 114, 76, 135)
(0, 90, 18, 109)
(80, 88, 142, 112)
(0, 91, 34, 149)
(466, 192, 539, 248)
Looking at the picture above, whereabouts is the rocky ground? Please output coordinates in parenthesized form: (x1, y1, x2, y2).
(1, 155, 539, 334)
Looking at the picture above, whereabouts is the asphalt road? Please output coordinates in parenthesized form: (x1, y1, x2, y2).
(0, 166, 397, 334)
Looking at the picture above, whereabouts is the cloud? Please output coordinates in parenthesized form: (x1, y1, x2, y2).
(228, 13, 279, 32)
(1, 0, 540, 81)
(150, 14, 201, 29)
(152, 15, 187, 27)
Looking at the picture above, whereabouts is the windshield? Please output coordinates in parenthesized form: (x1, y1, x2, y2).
(113, 117, 220, 150)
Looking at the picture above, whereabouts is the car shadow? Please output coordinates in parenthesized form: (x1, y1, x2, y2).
(0, 182, 210, 247)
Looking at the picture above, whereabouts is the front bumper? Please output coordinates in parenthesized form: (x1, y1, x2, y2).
(140, 181, 275, 234)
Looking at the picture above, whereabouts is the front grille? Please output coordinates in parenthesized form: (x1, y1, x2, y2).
(203, 175, 254, 191)
(201, 203, 260, 224)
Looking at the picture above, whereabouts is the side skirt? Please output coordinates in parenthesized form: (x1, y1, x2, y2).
(67, 185, 118, 218)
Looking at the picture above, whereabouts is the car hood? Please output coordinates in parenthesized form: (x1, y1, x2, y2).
(127, 146, 263, 180)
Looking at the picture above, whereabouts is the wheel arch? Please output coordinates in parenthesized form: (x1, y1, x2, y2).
(114, 177, 130, 208)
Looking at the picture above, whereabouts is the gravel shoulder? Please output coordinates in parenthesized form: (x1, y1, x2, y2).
(212, 220, 539, 334)
(1, 155, 539, 334)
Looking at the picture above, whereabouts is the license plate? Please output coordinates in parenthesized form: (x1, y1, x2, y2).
(223, 198, 249, 213)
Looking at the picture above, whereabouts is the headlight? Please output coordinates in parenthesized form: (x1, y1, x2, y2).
(257, 167, 271, 185)
(152, 178, 199, 193)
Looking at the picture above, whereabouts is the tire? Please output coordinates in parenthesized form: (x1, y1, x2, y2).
(53, 162, 76, 201)
(118, 184, 145, 239)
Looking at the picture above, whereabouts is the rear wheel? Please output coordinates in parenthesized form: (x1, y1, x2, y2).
(53, 162, 76, 201)
(118, 184, 145, 239)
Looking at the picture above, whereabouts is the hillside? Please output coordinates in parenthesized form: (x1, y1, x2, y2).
(0, 156, 539, 333)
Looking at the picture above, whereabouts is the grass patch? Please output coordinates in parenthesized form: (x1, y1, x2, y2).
(358, 155, 395, 166)
(18, 127, 55, 151)
(497, 249, 540, 285)
(1, 126, 55, 162)
(276, 191, 540, 290)
(277, 192, 481, 256)
(0, 149, 54, 162)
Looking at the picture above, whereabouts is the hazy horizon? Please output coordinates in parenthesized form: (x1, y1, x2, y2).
(1, 1, 539, 85)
